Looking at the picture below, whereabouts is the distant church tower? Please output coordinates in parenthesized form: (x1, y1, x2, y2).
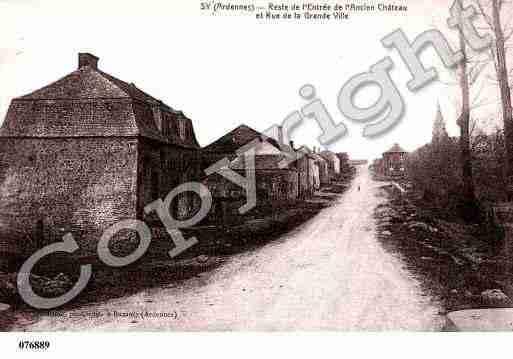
(432, 102, 449, 144)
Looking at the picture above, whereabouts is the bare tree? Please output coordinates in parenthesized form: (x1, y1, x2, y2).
(457, 28, 480, 219)
(475, 0, 513, 199)
(438, 0, 494, 220)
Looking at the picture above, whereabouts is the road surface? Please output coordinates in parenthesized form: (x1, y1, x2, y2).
(16, 166, 443, 331)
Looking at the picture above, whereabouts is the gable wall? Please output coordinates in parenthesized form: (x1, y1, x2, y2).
(0, 137, 139, 257)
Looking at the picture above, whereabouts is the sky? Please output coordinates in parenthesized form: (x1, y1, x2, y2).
(0, 0, 506, 160)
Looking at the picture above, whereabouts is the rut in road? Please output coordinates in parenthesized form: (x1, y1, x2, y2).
(20, 166, 443, 331)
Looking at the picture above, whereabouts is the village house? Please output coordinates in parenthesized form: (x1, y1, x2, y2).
(201, 124, 300, 222)
(271, 126, 317, 199)
(294, 146, 318, 198)
(320, 150, 341, 180)
(311, 157, 321, 190)
(382, 143, 408, 178)
(310, 150, 330, 187)
(0, 53, 202, 258)
(336, 152, 350, 173)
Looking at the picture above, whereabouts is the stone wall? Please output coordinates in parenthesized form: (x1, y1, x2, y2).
(0, 137, 139, 257)
(138, 140, 203, 222)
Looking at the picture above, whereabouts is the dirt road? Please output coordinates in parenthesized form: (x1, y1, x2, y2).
(16, 166, 443, 331)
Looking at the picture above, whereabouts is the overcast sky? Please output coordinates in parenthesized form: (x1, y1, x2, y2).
(0, 0, 505, 160)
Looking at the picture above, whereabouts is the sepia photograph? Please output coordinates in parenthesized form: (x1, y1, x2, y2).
(1, 0, 513, 357)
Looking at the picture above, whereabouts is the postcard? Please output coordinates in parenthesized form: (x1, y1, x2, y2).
(0, 0, 512, 357)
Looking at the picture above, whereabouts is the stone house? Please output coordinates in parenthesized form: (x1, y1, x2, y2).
(311, 158, 321, 190)
(320, 150, 341, 180)
(295, 146, 317, 198)
(0, 53, 202, 258)
(230, 155, 299, 202)
(271, 125, 316, 199)
(336, 152, 350, 173)
(201, 124, 299, 221)
(382, 143, 408, 178)
(310, 152, 330, 187)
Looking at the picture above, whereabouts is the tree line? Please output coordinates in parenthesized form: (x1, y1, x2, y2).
(407, 0, 512, 223)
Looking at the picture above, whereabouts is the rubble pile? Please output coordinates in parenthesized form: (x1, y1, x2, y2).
(374, 184, 507, 312)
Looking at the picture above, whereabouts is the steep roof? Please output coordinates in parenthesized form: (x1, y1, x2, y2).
(202, 124, 281, 153)
(320, 150, 340, 162)
(296, 145, 316, 159)
(310, 153, 327, 163)
(18, 55, 170, 106)
(383, 143, 407, 154)
(19, 65, 173, 107)
(1, 53, 198, 148)
(230, 154, 296, 170)
(336, 152, 349, 162)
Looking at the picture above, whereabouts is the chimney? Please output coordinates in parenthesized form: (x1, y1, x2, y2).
(289, 140, 295, 150)
(78, 53, 99, 70)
